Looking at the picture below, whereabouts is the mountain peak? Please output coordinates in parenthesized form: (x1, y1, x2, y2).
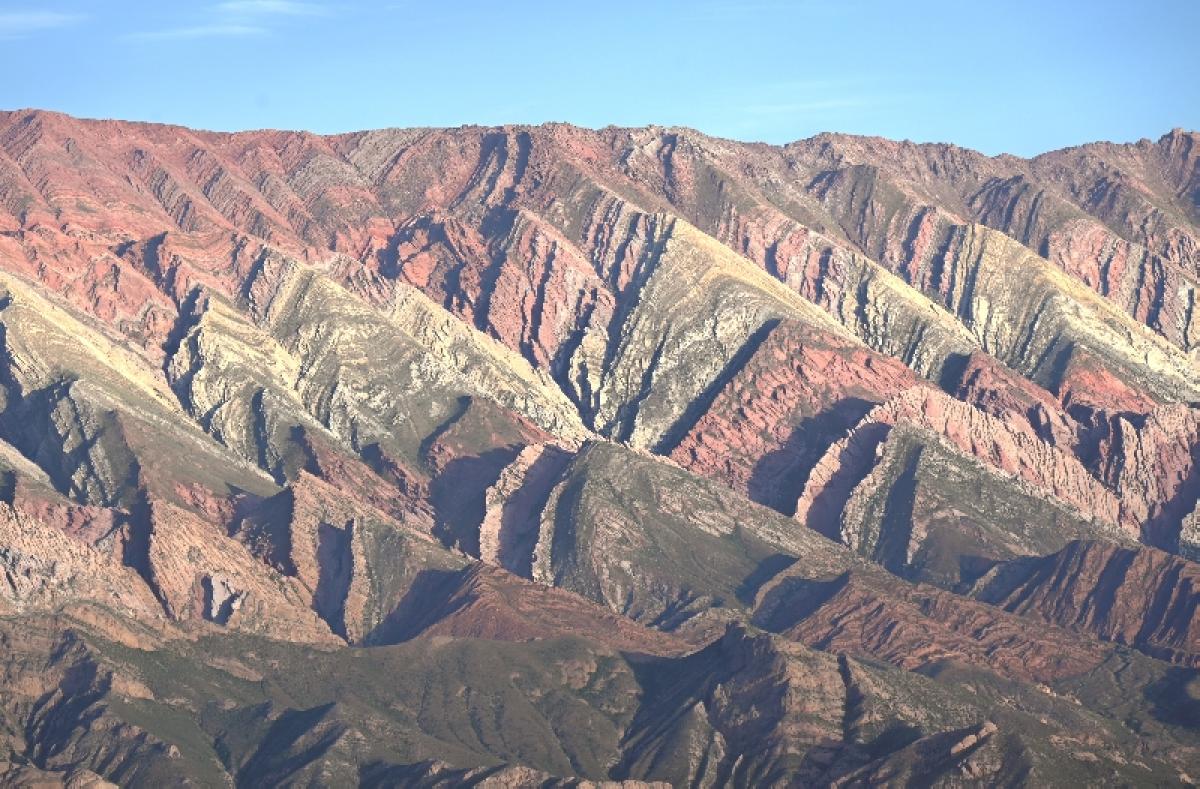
(0, 108, 1197, 786)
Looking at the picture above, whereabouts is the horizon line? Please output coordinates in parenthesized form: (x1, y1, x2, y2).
(1, 105, 1194, 161)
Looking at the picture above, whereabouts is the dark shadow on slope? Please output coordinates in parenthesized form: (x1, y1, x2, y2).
(1133, 560, 1188, 651)
(121, 490, 172, 617)
(25, 657, 108, 767)
(611, 642, 722, 782)
(417, 395, 473, 465)
(873, 448, 921, 576)
(735, 554, 798, 606)
(472, 204, 519, 336)
(201, 575, 245, 625)
(1145, 437, 1200, 551)
(954, 554, 1002, 593)
(800, 422, 891, 538)
(551, 297, 602, 414)
(654, 318, 781, 455)
(429, 447, 522, 556)
(753, 572, 852, 635)
(1143, 667, 1200, 728)
(0, 469, 15, 504)
(314, 521, 353, 638)
(230, 486, 298, 573)
(935, 351, 972, 393)
(361, 568, 466, 646)
(861, 721, 925, 760)
(236, 703, 346, 789)
(747, 397, 877, 516)
(613, 335, 667, 444)
(588, 216, 675, 431)
(160, 281, 202, 362)
(495, 445, 573, 578)
(1000, 543, 1134, 618)
(0, 371, 141, 508)
(1040, 339, 1078, 398)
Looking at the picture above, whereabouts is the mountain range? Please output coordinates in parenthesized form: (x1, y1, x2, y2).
(0, 108, 1198, 786)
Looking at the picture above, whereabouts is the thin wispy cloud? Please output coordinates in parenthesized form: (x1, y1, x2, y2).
(733, 77, 913, 118)
(0, 10, 85, 39)
(128, 1, 325, 41)
(717, 77, 918, 141)
(742, 98, 871, 116)
(685, 0, 847, 23)
(126, 24, 265, 41)
(215, 1, 326, 16)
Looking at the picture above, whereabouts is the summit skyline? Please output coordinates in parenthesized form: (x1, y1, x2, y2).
(1, 0, 1197, 156)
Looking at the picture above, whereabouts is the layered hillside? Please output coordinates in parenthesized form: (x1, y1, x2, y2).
(0, 109, 1198, 786)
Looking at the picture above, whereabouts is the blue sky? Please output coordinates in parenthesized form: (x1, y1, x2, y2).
(1, 0, 1197, 156)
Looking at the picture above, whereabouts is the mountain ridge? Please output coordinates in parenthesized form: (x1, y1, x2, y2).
(4, 106, 1192, 159)
(0, 109, 1198, 786)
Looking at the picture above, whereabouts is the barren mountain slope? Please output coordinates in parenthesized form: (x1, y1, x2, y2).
(0, 111, 1198, 786)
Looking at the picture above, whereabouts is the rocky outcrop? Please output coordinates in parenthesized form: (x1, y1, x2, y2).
(576, 219, 857, 449)
(766, 230, 980, 381)
(529, 442, 848, 640)
(1035, 217, 1200, 350)
(391, 562, 690, 656)
(776, 127, 1200, 355)
(0, 765, 117, 788)
(918, 223, 1200, 401)
(756, 568, 1108, 685)
(6, 610, 1186, 788)
(950, 351, 1080, 450)
(141, 497, 338, 643)
(0, 271, 277, 508)
(0, 623, 218, 785)
(834, 423, 1125, 586)
(617, 625, 874, 785)
(1029, 129, 1200, 279)
(2, 110, 1200, 786)
(363, 761, 670, 788)
(242, 256, 589, 461)
(0, 503, 161, 620)
(970, 540, 1200, 666)
(614, 622, 1182, 786)
(478, 442, 573, 574)
(380, 208, 617, 377)
(796, 387, 1129, 537)
(666, 318, 920, 513)
(165, 292, 321, 483)
(232, 472, 463, 643)
(1094, 403, 1200, 547)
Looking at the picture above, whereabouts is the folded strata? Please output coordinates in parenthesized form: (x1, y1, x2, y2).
(0, 110, 1197, 786)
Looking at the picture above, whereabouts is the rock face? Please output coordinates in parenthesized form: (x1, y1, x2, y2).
(1, 110, 1199, 785)
(388, 562, 690, 656)
(795, 387, 1130, 540)
(0, 501, 162, 620)
(970, 540, 1200, 666)
(1094, 404, 1200, 549)
(832, 423, 1125, 587)
(756, 568, 1109, 685)
(666, 318, 920, 513)
(230, 471, 464, 644)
